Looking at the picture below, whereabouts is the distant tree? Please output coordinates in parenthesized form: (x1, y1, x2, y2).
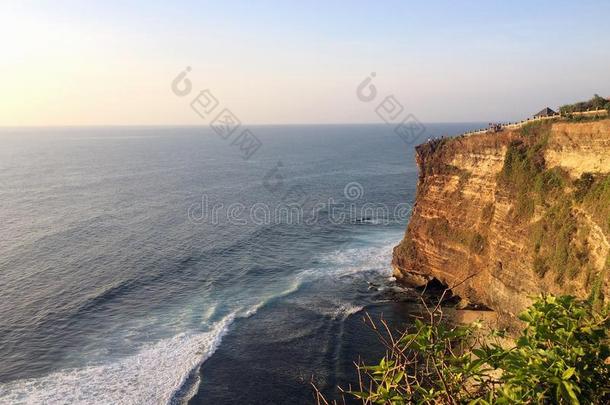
(591, 94, 607, 110)
(559, 105, 572, 115)
(561, 95, 609, 115)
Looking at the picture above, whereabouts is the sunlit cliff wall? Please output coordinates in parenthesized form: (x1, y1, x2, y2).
(393, 119, 610, 320)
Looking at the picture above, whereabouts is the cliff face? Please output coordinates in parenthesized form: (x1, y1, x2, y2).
(393, 119, 610, 320)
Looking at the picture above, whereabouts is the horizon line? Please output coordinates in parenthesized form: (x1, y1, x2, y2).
(0, 121, 492, 129)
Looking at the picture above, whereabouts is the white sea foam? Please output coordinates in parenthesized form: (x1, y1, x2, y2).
(242, 279, 303, 319)
(316, 236, 399, 279)
(310, 301, 365, 319)
(0, 233, 403, 405)
(337, 302, 365, 317)
(0, 313, 236, 405)
(291, 233, 401, 319)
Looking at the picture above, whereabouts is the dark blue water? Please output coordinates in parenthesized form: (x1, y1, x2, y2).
(0, 124, 480, 404)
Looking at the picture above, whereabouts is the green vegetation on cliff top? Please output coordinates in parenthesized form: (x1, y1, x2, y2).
(560, 94, 610, 115)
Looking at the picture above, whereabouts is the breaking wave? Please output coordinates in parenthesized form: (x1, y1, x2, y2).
(0, 313, 235, 405)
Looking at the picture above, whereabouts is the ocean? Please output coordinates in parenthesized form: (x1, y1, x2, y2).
(0, 123, 480, 404)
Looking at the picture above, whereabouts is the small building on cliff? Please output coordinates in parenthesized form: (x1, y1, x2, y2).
(534, 107, 557, 118)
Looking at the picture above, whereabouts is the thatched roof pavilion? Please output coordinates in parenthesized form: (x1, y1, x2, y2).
(534, 107, 557, 118)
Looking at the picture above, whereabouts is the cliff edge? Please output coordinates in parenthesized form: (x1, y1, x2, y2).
(393, 118, 610, 320)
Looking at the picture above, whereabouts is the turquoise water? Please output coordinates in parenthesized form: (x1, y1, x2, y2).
(0, 123, 480, 404)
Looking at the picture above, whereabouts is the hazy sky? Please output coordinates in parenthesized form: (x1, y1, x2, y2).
(1, 0, 609, 126)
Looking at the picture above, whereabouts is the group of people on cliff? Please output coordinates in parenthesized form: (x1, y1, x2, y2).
(488, 123, 503, 132)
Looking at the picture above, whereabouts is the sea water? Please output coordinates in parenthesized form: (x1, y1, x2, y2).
(0, 123, 480, 404)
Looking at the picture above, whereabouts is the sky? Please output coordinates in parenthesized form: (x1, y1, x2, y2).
(1, 0, 609, 126)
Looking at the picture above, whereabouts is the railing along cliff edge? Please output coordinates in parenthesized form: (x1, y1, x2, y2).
(460, 109, 609, 138)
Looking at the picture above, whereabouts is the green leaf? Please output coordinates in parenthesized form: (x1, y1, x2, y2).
(346, 390, 370, 399)
(562, 367, 575, 380)
(561, 381, 580, 405)
(393, 371, 405, 384)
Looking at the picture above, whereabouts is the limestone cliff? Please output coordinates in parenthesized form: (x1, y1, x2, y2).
(393, 119, 610, 320)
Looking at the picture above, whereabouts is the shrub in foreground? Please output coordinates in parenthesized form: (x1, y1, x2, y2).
(315, 294, 609, 404)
